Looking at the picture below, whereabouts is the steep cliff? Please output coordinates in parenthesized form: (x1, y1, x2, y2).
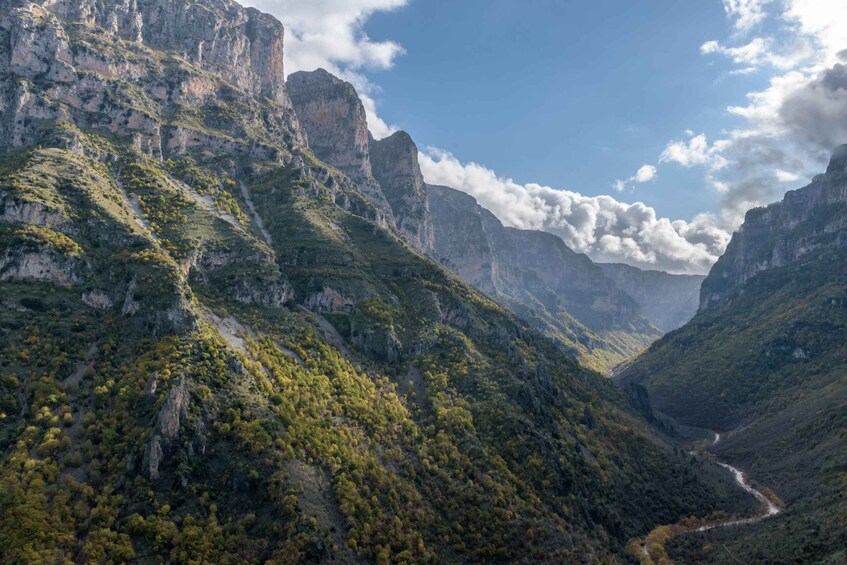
(285, 68, 392, 219)
(369, 130, 434, 252)
(428, 184, 660, 371)
(598, 263, 704, 332)
(285, 69, 371, 181)
(0, 0, 304, 154)
(701, 145, 847, 311)
(618, 147, 847, 562)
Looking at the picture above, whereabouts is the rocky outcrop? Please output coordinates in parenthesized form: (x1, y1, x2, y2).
(231, 278, 292, 307)
(598, 263, 704, 332)
(81, 289, 114, 309)
(143, 377, 189, 480)
(286, 69, 372, 182)
(427, 184, 647, 332)
(0, 0, 304, 155)
(0, 249, 82, 284)
(37, 0, 293, 103)
(369, 131, 434, 252)
(701, 145, 847, 310)
(304, 287, 354, 314)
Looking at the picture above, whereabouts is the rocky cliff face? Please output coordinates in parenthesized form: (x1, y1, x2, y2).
(285, 68, 393, 218)
(369, 131, 434, 252)
(701, 145, 847, 310)
(39, 0, 291, 103)
(598, 263, 704, 332)
(428, 184, 659, 370)
(0, 0, 304, 156)
(285, 69, 371, 181)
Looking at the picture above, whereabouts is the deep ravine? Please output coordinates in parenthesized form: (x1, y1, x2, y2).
(635, 432, 784, 562)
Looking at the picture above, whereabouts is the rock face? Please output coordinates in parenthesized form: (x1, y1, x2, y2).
(426, 184, 507, 292)
(428, 184, 642, 328)
(369, 131, 434, 252)
(701, 145, 847, 311)
(598, 263, 705, 332)
(286, 69, 372, 182)
(285, 69, 393, 217)
(37, 0, 291, 103)
(0, 0, 304, 155)
(428, 184, 659, 368)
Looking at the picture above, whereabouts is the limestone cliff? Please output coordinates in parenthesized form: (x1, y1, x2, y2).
(285, 69, 371, 181)
(428, 184, 659, 370)
(0, 0, 304, 156)
(369, 131, 434, 252)
(285, 68, 392, 217)
(701, 144, 847, 310)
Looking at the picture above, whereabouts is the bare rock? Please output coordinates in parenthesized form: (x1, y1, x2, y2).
(369, 131, 434, 252)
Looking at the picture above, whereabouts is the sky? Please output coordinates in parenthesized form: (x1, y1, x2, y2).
(241, 0, 847, 274)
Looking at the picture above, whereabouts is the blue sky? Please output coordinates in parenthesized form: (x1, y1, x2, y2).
(245, 0, 846, 273)
(362, 0, 758, 220)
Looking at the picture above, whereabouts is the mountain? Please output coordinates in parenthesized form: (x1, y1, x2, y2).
(284, 69, 663, 373)
(427, 184, 661, 372)
(617, 146, 847, 563)
(0, 1, 750, 562)
(597, 263, 705, 333)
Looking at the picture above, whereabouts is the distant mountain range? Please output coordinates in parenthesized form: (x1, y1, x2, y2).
(285, 69, 703, 371)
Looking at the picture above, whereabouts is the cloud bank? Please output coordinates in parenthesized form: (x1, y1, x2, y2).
(420, 149, 730, 274)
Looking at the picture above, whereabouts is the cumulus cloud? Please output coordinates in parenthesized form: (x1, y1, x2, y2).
(700, 37, 812, 70)
(239, 0, 407, 138)
(420, 149, 730, 274)
(656, 0, 847, 226)
(614, 164, 657, 192)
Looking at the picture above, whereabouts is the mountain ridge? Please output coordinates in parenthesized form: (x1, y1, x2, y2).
(0, 1, 751, 562)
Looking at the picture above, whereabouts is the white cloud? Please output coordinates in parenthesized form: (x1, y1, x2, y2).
(680, 0, 847, 225)
(775, 169, 801, 182)
(634, 164, 658, 183)
(722, 0, 773, 31)
(699, 37, 813, 70)
(420, 149, 730, 274)
(614, 164, 657, 192)
(660, 133, 728, 171)
(239, 0, 407, 138)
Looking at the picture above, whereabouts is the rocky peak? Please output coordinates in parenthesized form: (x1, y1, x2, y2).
(35, 0, 292, 104)
(826, 143, 847, 175)
(701, 144, 847, 310)
(369, 131, 434, 252)
(286, 69, 372, 182)
(0, 0, 305, 154)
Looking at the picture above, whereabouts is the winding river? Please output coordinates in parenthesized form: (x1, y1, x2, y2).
(639, 432, 783, 560)
(695, 433, 781, 531)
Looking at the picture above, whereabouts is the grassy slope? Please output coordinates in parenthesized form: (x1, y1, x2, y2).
(0, 136, 754, 563)
(618, 247, 847, 563)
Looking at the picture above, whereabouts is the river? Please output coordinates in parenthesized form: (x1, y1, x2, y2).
(696, 432, 781, 531)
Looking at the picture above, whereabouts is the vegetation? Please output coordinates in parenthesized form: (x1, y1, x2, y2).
(619, 244, 847, 563)
(0, 9, 761, 561)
